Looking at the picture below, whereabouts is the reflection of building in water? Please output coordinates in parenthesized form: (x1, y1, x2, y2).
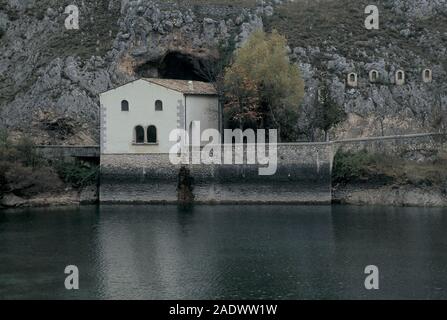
(95, 206, 220, 299)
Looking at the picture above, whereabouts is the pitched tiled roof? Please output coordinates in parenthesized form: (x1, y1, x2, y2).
(143, 78, 217, 95)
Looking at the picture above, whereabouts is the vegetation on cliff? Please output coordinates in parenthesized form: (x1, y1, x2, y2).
(1, 0, 445, 144)
(0, 130, 62, 199)
(0, 129, 98, 204)
(265, 0, 447, 67)
(223, 30, 305, 141)
(312, 80, 346, 141)
(332, 148, 447, 190)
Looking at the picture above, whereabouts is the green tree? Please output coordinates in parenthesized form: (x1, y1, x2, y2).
(224, 30, 304, 141)
(432, 97, 447, 134)
(313, 81, 345, 141)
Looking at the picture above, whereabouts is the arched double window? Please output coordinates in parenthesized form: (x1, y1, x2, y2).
(155, 100, 163, 111)
(121, 100, 129, 111)
(147, 125, 157, 143)
(133, 125, 157, 144)
(135, 126, 145, 144)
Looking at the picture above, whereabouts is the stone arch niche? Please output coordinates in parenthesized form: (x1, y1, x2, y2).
(135, 51, 215, 82)
(395, 70, 405, 85)
(422, 69, 432, 83)
(369, 70, 379, 83)
(347, 72, 358, 87)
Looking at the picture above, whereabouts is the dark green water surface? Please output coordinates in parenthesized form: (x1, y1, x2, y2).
(1, 205, 446, 299)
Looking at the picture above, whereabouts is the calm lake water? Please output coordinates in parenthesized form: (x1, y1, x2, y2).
(1, 205, 447, 300)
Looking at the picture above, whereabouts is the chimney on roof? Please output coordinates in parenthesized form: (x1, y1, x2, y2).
(188, 80, 194, 91)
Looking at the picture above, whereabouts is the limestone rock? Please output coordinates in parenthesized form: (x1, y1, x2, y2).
(0, 0, 445, 144)
(0, 12, 9, 36)
(80, 186, 99, 204)
(1, 194, 27, 208)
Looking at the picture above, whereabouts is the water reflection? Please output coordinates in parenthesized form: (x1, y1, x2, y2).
(0, 205, 446, 299)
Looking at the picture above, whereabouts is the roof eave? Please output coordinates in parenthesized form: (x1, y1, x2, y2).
(184, 93, 218, 97)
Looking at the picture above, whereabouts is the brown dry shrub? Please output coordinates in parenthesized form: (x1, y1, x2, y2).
(3, 163, 64, 197)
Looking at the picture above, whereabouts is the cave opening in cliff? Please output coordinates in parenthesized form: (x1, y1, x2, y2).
(135, 51, 216, 82)
(159, 52, 212, 82)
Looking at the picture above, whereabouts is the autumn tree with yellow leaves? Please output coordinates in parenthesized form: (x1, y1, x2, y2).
(224, 30, 305, 141)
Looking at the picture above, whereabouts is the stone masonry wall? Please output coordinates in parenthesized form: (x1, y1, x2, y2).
(100, 134, 447, 204)
(100, 143, 333, 204)
(333, 133, 447, 160)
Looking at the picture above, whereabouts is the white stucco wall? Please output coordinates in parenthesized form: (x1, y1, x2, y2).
(100, 79, 219, 154)
(100, 79, 183, 154)
(185, 95, 220, 145)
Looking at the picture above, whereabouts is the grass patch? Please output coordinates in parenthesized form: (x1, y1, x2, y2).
(165, 0, 257, 19)
(265, 0, 447, 67)
(333, 148, 447, 187)
(0, 130, 63, 197)
(43, 0, 120, 60)
(0, 129, 98, 199)
(332, 149, 377, 183)
(175, 0, 257, 7)
(55, 161, 99, 189)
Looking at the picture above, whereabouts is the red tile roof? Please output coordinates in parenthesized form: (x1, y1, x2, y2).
(143, 78, 217, 95)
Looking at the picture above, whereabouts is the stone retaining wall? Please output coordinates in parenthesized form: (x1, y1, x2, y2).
(333, 133, 447, 158)
(35, 145, 100, 162)
(100, 133, 447, 204)
(100, 143, 333, 204)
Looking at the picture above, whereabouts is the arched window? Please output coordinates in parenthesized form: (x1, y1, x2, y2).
(155, 100, 163, 111)
(369, 70, 379, 82)
(135, 126, 145, 144)
(395, 70, 405, 85)
(121, 100, 129, 111)
(423, 69, 432, 83)
(147, 125, 157, 143)
(347, 72, 357, 87)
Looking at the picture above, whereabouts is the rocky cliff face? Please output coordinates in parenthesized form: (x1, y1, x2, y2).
(267, 0, 447, 140)
(0, 0, 446, 144)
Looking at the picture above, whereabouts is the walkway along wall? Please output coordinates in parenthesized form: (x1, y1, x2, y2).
(332, 133, 446, 156)
(34, 145, 100, 162)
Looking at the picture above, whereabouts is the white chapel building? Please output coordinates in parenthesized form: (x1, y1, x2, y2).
(99, 78, 220, 154)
